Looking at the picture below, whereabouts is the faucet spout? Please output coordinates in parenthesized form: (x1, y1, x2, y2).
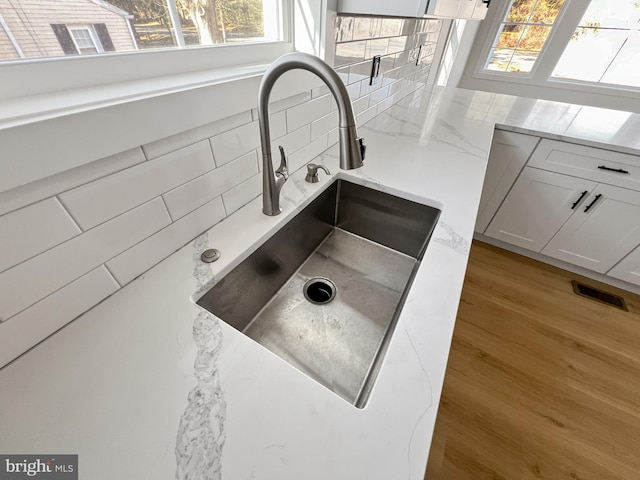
(258, 52, 365, 216)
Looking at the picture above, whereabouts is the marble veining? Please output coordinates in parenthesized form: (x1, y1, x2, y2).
(175, 232, 227, 480)
(403, 322, 434, 479)
(431, 119, 487, 157)
(433, 221, 470, 255)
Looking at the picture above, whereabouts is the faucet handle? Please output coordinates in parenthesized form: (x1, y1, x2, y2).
(358, 137, 366, 162)
(276, 145, 288, 180)
(305, 163, 331, 183)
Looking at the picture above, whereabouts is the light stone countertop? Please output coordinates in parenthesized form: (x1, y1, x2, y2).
(1, 86, 639, 480)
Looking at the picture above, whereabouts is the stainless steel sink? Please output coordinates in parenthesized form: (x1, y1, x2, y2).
(196, 180, 440, 407)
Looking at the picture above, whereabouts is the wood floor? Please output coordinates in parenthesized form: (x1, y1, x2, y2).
(424, 241, 640, 480)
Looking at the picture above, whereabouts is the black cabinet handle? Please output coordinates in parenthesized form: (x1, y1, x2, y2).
(584, 194, 602, 213)
(598, 165, 629, 174)
(571, 190, 589, 210)
(482, 0, 491, 4)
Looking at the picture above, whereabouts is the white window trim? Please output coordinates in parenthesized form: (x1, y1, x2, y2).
(0, 0, 296, 129)
(469, 0, 640, 100)
(68, 25, 104, 54)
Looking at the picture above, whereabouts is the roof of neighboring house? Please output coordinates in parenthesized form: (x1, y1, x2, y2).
(88, 0, 133, 19)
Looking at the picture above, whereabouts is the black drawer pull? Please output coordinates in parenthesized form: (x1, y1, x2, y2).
(598, 165, 629, 174)
(571, 190, 589, 210)
(584, 194, 602, 213)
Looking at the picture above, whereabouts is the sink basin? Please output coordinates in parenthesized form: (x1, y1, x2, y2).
(196, 180, 440, 407)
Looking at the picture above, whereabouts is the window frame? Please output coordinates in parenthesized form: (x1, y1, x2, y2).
(68, 25, 104, 55)
(0, 0, 294, 126)
(470, 0, 640, 97)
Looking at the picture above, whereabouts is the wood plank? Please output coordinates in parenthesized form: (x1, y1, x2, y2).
(425, 241, 640, 480)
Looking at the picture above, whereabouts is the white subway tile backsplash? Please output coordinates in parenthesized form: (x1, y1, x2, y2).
(222, 173, 262, 216)
(0, 198, 170, 320)
(366, 38, 389, 58)
(288, 134, 329, 173)
(353, 95, 370, 115)
(270, 111, 287, 140)
(353, 17, 373, 40)
(328, 128, 339, 147)
(270, 91, 313, 114)
(0, 198, 81, 273)
(142, 110, 252, 160)
(286, 95, 332, 133)
(336, 16, 354, 42)
(163, 150, 258, 220)
(388, 36, 409, 54)
(381, 18, 403, 38)
(311, 110, 339, 141)
(0, 148, 146, 217)
(60, 141, 214, 230)
(0, 266, 119, 368)
(106, 197, 226, 286)
(348, 61, 371, 85)
(370, 85, 391, 105)
(335, 66, 350, 85)
(210, 121, 260, 166)
(357, 104, 378, 125)
(347, 82, 361, 101)
(360, 75, 384, 96)
(311, 85, 330, 99)
(376, 95, 395, 114)
(335, 41, 366, 66)
(270, 124, 311, 158)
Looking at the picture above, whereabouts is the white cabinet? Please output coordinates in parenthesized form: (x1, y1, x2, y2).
(482, 132, 640, 288)
(338, 0, 429, 17)
(426, 0, 489, 19)
(475, 130, 539, 233)
(609, 246, 640, 286)
(485, 168, 597, 251)
(529, 139, 640, 191)
(541, 185, 640, 273)
(337, 0, 488, 19)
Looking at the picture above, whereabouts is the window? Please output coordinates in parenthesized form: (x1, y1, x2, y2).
(0, 0, 284, 62)
(69, 26, 102, 54)
(477, 0, 640, 92)
(486, 0, 566, 73)
(552, 0, 640, 87)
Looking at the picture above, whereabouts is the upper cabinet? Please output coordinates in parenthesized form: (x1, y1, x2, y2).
(426, 0, 489, 19)
(337, 0, 488, 19)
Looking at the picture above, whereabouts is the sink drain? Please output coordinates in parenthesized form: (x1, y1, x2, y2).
(303, 277, 337, 305)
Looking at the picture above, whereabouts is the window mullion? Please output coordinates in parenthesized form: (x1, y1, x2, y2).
(165, 0, 186, 48)
(531, 0, 590, 82)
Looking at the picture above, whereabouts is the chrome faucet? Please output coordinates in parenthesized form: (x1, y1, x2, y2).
(257, 52, 366, 216)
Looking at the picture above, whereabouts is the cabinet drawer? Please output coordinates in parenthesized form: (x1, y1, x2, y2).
(529, 139, 640, 191)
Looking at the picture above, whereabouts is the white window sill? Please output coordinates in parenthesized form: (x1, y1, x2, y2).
(1, 63, 273, 130)
(0, 42, 297, 130)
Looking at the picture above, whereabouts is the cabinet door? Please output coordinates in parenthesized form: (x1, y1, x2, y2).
(485, 168, 597, 251)
(609, 245, 640, 286)
(457, 0, 476, 18)
(426, 0, 461, 16)
(475, 130, 539, 233)
(472, 0, 489, 19)
(338, 0, 429, 17)
(542, 185, 640, 273)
